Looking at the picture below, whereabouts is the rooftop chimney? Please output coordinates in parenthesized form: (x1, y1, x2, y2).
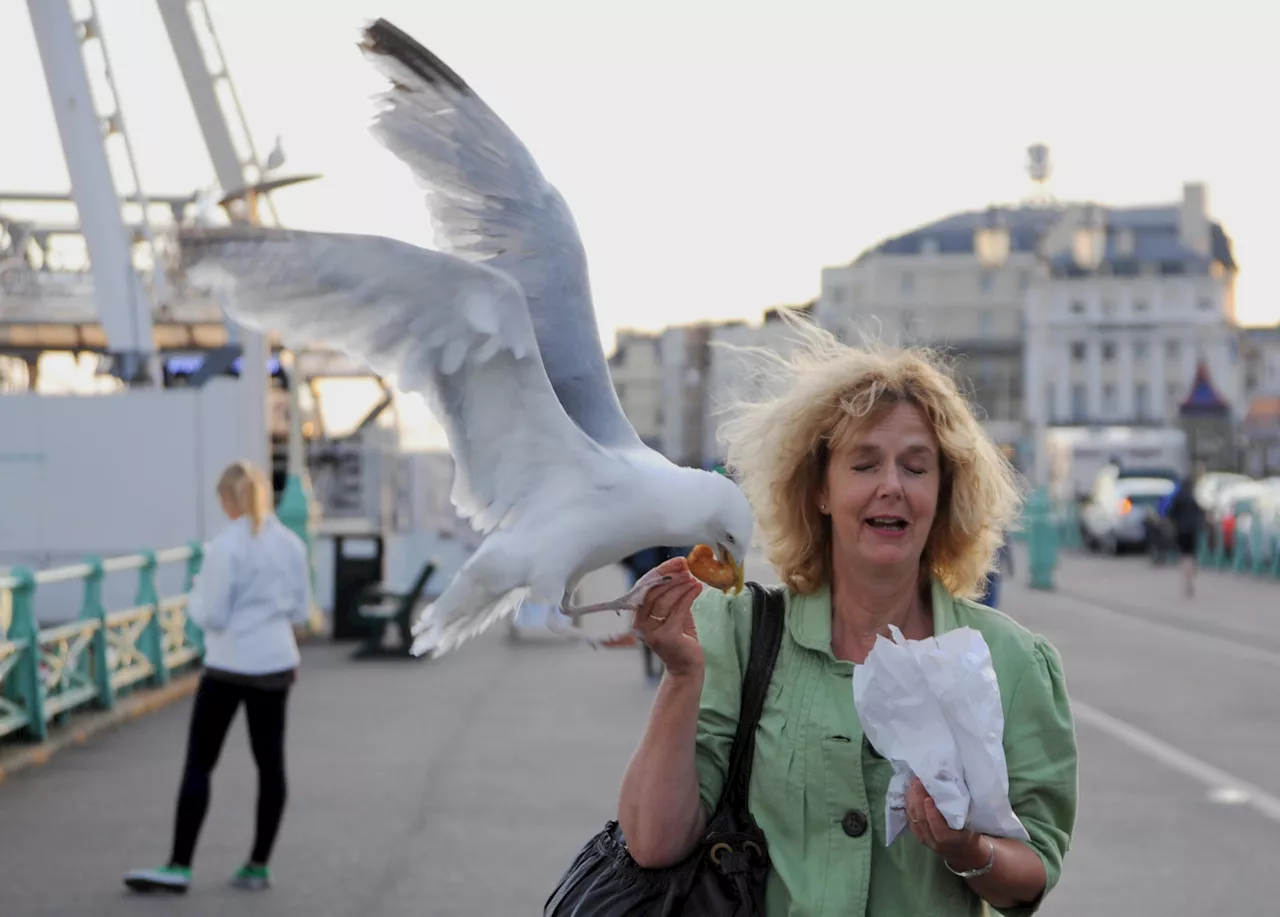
(1179, 182, 1211, 257)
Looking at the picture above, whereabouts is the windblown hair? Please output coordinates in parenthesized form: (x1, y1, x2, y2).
(216, 460, 273, 536)
(717, 313, 1022, 599)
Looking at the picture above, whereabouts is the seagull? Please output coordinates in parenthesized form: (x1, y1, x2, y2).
(180, 18, 754, 656)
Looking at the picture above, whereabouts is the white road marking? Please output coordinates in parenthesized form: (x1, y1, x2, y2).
(1208, 786, 1251, 806)
(1073, 700, 1280, 825)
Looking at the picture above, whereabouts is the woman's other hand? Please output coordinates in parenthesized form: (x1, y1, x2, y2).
(633, 557, 705, 678)
(905, 777, 985, 864)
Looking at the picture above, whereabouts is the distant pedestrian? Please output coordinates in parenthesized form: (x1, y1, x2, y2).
(620, 547, 669, 678)
(124, 460, 312, 894)
(1162, 462, 1207, 598)
(978, 538, 1013, 609)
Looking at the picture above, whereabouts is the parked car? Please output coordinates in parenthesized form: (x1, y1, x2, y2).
(1081, 476, 1176, 554)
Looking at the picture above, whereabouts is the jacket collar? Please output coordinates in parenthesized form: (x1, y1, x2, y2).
(787, 575, 960, 661)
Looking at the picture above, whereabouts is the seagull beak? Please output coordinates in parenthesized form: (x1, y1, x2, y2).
(718, 543, 746, 595)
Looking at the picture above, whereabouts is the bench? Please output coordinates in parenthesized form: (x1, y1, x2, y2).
(350, 559, 438, 659)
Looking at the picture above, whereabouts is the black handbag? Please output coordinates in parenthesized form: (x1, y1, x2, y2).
(544, 582, 785, 917)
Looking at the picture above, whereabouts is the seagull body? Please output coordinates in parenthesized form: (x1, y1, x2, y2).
(181, 19, 753, 656)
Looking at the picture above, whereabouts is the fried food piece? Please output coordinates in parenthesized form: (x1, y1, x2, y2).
(687, 544, 737, 591)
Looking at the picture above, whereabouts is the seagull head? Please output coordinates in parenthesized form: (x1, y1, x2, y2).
(691, 469, 754, 594)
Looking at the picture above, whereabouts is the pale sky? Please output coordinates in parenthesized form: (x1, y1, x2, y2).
(3, 0, 1279, 357)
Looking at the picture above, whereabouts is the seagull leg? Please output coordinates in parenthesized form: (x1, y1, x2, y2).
(560, 568, 673, 621)
(546, 568, 675, 649)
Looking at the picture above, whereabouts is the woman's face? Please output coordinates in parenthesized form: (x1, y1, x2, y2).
(819, 402, 941, 575)
(218, 491, 242, 521)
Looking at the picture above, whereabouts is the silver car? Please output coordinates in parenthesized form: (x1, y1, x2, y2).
(1081, 476, 1176, 554)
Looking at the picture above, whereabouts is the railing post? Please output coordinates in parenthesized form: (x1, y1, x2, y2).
(136, 551, 169, 686)
(184, 541, 205, 656)
(81, 557, 115, 711)
(1026, 488, 1058, 591)
(9, 568, 48, 742)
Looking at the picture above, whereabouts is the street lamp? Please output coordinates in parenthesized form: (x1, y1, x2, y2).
(1072, 204, 1106, 273)
(974, 207, 1011, 270)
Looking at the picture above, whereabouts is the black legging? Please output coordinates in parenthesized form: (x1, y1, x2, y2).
(170, 676, 290, 868)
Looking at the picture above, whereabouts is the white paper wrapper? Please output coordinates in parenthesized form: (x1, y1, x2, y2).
(852, 625, 1029, 845)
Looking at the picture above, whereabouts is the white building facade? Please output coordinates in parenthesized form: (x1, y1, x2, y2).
(817, 182, 1242, 475)
(1025, 185, 1242, 433)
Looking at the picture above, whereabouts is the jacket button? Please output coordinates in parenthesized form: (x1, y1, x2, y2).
(841, 809, 868, 838)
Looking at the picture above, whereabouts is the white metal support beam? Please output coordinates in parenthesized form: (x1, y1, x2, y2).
(154, 0, 278, 224)
(26, 0, 155, 380)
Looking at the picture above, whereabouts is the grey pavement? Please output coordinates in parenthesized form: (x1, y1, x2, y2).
(2, 551, 1280, 915)
(1002, 547, 1280, 916)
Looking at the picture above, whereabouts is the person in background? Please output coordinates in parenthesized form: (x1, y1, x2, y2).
(978, 538, 1014, 609)
(124, 460, 312, 895)
(619, 546, 671, 677)
(1161, 462, 1207, 598)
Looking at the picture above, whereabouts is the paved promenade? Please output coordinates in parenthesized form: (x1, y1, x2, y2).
(2, 552, 1280, 915)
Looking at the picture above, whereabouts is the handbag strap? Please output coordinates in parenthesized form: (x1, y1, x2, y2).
(718, 582, 786, 812)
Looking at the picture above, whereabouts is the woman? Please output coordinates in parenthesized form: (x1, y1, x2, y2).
(124, 460, 312, 894)
(617, 328, 1077, 915)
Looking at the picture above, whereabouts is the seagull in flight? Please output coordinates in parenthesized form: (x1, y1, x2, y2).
(180, 19, 753, 656)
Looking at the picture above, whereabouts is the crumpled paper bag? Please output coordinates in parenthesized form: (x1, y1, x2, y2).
(852, 625, 1029, 846)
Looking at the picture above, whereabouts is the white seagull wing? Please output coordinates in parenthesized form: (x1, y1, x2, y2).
(181, 225, 608, 534)
(359, 19, 646, 452)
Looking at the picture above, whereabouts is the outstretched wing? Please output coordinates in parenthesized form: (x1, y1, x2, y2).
(358, 19, 645, 452)
(181, 225, 608, 533)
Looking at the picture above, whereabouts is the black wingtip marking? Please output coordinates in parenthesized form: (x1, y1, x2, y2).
(362, 18, 472, 96)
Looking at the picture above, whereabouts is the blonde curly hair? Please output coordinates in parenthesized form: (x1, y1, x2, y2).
(716, 314, 1022, 599)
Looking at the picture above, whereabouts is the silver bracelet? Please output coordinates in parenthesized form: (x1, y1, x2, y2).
(945, 836, 996, 879)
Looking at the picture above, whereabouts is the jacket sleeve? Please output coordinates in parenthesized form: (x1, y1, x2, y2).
(186, 541, 234, 633)
(998, 637, 1079, 916)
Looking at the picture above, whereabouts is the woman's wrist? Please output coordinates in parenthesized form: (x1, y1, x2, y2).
(942, 832, 992, 872)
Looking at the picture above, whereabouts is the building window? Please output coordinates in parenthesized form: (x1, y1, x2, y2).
(979, 310, 993, 336)
(1134, 299, 1150, 313)
(1102, 342, 1117, 362)
(1069, 300, 1086, 315)
(1071, 342, 1086, 362)
(1046, 382, 1056, 421)
(900, 310, 916, 337)
(1103, 384, 1118, 416)
(1019, 271, 1031, 290)
(1134, 341, 1149, 360)
(1136, 383, 1150, 419)
(830, 286, 846, 304)
(979, 271, 995, 294)
(1198, 297, 1214, 311)
(1071, 384, 1088, 421)
(1166, 340, 1182, 361)
(1102, 299, 1117, 318)
(901, 272, 915, 295)
(1167, 382, 1180, 411)
(614, 383, 627, 402)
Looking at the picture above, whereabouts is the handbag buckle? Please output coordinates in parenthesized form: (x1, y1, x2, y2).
(708, 840, 763, 866)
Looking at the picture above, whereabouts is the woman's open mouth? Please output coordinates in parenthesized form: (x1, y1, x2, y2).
(865, 515, 910, 535)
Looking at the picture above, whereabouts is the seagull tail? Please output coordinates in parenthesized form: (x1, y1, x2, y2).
(410, 584, 531, 658)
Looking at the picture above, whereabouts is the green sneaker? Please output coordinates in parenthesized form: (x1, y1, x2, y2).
(230, 863, 272, 890)
(123, 865, 191, 894)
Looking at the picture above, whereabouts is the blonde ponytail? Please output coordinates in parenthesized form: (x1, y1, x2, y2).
(216, 460, 272, 535)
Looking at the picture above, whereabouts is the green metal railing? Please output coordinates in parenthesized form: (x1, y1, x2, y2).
(0, 543, 206, 743)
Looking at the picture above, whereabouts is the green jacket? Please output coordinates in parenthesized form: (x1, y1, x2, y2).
(692, 579, 1078, 916)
